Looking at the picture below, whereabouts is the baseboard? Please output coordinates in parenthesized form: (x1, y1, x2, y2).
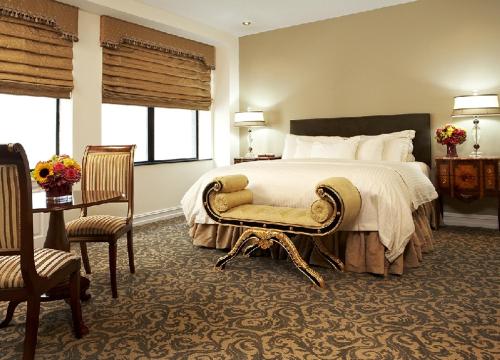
(133, 206, 184, 226)
(443, 212, 498, 229)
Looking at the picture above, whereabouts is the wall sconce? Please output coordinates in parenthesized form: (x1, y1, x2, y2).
(452, 94, 500, 157)
(234, 111, 266, 158)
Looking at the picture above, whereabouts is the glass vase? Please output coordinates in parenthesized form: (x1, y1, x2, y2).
(446, 143, 458, 158)
(45, 183, 73, 204)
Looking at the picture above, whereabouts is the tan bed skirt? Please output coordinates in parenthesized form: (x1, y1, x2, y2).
(188, 201, 438, 275)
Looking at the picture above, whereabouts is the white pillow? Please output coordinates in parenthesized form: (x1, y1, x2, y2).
(383, 137, 414, 161)
(283, 134, 346, 159)
(293, 138, 314, 158)
(355, 130, 415, 162)
(356, 136, 385, 161)
(310, 138, 359, 159)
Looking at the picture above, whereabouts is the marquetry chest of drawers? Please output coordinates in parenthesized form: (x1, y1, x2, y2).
(435, 157, 499, 229)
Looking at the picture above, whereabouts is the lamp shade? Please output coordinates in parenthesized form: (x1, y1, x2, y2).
(234, 111, 265, 127)
(452, 94, 500, 117)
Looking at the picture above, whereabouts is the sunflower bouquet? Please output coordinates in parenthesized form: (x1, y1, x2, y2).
(32, 155, 81, 192)
(435, 124, 467, 145)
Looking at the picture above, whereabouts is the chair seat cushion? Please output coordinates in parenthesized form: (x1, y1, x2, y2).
(0, 248, 80, 288)
(66, 215, 128, 237)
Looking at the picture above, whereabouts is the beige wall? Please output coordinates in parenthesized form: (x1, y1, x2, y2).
(239, 0, 500, 216)
(64, 1, 239, 219)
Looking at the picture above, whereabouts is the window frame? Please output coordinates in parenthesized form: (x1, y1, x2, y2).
(131, 107, 211, 166)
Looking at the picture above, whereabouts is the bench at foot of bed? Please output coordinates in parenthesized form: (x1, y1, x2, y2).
(203, 174, 361, 288)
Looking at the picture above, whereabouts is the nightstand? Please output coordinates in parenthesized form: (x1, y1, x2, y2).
(435, 157, 499, 229)
(234, 156, 281, 164)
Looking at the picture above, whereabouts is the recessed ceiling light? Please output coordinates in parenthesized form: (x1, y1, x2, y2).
(242, 21, 252, 26)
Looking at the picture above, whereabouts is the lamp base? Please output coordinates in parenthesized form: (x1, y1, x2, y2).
(469, 150, 482, 158)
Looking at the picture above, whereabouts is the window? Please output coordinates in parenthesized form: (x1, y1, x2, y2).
(101, 104, 212, 164)
(0, 94, 71, 169)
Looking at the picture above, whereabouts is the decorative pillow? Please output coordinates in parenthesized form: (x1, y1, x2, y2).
(356, 136, 385, 161)
(310, 138, 359, 159)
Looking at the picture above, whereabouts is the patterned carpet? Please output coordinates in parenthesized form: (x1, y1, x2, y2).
(0, 218, 499, 359)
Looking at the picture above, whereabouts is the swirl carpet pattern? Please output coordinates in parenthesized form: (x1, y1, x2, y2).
(0, 219, 499, 359)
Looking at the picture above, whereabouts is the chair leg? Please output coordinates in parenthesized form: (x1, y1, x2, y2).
(69, 270, 87, 338)
(0, 300, 22, 328)
(108, 241, 118, 298)
(127, 229, 135, 274)
(79, 242, 92, 274)
(23, 295, 41, 360)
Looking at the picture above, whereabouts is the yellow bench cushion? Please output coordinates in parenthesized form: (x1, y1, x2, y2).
(222, 204, 323, 228)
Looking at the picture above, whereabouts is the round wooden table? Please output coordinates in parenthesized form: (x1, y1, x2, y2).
(32, 190, 125, 300)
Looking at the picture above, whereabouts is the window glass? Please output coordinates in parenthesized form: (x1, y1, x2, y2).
(0, 94, 57, 168)
(101, 104, 148, 162)
(198, 110, 212, 160)
(154, 108, 196, 160)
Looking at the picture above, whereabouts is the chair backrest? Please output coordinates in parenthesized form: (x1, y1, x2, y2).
(0, 144, 37, 285)
(81, 145, 135, 220)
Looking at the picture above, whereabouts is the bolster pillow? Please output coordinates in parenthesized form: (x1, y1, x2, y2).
(215, 175, 249, 193)
(310, 199, 334, 223)
(214, 189, 253, 212)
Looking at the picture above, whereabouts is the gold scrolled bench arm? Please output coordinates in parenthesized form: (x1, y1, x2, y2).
(202, 174, 361, 288)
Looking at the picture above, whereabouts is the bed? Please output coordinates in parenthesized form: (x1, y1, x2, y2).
(182, 113, 439, 275)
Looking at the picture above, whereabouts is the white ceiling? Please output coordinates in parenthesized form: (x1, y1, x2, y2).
(140, 0, 416, 37)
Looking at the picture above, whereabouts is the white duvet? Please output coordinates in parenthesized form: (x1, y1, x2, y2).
(181, 159, 438, 262)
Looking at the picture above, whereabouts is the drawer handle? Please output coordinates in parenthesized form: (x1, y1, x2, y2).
(458, 193, 474, 199)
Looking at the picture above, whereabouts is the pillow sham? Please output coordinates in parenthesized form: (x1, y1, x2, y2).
(282, 134, 346, 159)
(356, 130, 415, 162)
(356, 136, 385, 161)
(310, 139, 359, 159)
(383, 137, 414, 161)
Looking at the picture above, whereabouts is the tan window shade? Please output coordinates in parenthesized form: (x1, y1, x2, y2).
(100, 16, 215, 111)
(0, 0, 78, 99)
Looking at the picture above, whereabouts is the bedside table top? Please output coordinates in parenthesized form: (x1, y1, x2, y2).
(435, 156, 500, 160)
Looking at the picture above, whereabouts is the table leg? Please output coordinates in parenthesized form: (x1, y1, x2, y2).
(43, 210, 91, 301)
(44, 210, 69, 251)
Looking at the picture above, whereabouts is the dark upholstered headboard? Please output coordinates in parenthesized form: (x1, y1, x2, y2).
(289, 113, 431, 167)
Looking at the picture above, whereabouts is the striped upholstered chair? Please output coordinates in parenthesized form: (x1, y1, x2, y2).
(66, 145, 135, 298)
(0, 143, 84, 360)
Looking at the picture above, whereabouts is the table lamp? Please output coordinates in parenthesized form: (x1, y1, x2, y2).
(234, 111, 266, 158)
(452, 94, 500, 157)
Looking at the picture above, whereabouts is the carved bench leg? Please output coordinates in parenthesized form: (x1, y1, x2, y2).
(215, 229, 257, 270)
(273, 231, 325, 288)
(215, 228, 326, 288)
(242, 243, 260, 257)
(312, 237, 344, 272)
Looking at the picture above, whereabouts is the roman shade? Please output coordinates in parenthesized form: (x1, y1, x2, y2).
(100, 16, 215, 110)
(0, 0, 78, 98)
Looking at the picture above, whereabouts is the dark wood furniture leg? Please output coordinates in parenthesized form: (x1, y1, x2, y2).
(44, 211, 91, 301)
(127, 229, 135, 274)
(0, 300, 22, 328)
(79, 242, 92, 274)
(109, 241, 118, 298)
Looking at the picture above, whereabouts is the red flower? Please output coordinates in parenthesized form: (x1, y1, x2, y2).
(53, 162, 65, 173)
(63, 167, 81, 183)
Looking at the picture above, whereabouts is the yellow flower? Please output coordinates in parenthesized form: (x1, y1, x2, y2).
(62, 157, 80, 170)
(32, 161, 53, 184)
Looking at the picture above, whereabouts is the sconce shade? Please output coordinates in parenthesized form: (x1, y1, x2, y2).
(234, 111, 265, 127)
(452, 94, 500, 117)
